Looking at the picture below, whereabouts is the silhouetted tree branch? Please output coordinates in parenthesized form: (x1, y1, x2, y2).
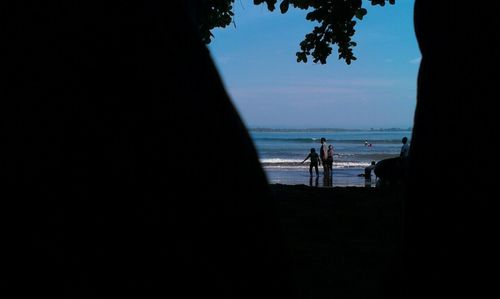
(197, 0, 236, 44)
(198, 0, 395, 64)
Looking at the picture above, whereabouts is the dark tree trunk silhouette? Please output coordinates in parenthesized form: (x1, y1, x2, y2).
(2, 1, 294, 298)
(404, 1, 499, 297)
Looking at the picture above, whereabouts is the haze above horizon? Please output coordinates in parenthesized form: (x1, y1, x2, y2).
(208, 0, 419, 130)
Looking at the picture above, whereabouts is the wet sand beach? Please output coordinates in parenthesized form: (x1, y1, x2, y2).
(265, 168, 378, 188)
(270, 184, 403, 299)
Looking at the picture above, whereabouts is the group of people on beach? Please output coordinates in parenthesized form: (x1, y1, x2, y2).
(301, 137, 334, 177)
(301, 136, 411, 185)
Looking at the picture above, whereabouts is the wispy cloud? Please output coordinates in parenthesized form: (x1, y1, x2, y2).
(308, 78, 400, 88)
(229, 85, 355, 96)
(228, 77, 407, 99)
(409, 57, 422, 64)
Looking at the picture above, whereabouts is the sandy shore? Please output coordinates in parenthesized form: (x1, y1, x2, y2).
(269, 184, 403, 299)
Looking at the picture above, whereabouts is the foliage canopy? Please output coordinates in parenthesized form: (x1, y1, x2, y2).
(197, 0, 395, 64)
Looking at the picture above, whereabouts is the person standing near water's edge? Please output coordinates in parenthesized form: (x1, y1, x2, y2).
(399, 136, 410, 181)
(400, 137, 410, 158)
(326, 145, 334, 173)
(301, 148, 320, 176)
(320, 138, 330, 176)
(400, 136, 410, 179)
(323, 144, 334, 187)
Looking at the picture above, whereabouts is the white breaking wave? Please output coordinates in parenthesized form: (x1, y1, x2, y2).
(260, 158, 303, 163)
(261, 159, 372, 169)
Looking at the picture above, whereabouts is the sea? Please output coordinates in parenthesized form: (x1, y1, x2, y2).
(249, 128, 412, 188)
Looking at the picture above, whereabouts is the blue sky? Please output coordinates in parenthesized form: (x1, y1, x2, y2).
(208, 0, 419, 129)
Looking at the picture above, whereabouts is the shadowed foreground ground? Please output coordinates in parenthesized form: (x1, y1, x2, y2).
(270, 184, 403, 299)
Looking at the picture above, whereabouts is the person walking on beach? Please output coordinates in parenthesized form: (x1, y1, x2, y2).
(301, 148, 320, 176)
(320, 138, 330, 176)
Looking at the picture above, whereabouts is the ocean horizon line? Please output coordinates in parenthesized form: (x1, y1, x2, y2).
(249, 127, 412, 132)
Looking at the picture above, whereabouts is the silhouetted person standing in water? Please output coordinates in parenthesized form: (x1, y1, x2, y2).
(319, 138, 330, 176)
(400, 137, 410, 159)
(326, 144, 334, 173)
(302, 148, 320, 176)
